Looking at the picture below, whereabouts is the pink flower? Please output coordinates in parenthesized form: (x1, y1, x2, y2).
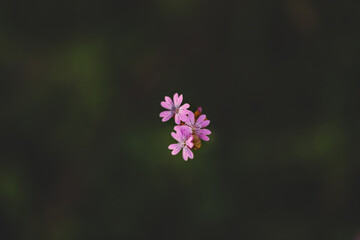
(176, 110, 211, 141)
(160, 93, 190, 124)
(168, 126, 194, 161)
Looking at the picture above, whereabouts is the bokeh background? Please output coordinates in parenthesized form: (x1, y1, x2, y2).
(1, 0, 359, 239)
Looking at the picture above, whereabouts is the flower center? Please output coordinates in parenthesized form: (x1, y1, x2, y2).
(172, 106, 179, 114)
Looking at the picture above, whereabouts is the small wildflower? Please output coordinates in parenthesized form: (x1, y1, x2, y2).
(159, 93, 190, 124)
(168, 126, 194, 161)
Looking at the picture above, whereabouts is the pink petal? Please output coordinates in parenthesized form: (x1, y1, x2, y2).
(174, 114, 181, 124)
(169, 143, 182, 155)
(171, 132, 181, 142)
(185, 111, 195, 126)
(159, 111, 169, 117)
(197, 128, 211, 135)
(178, 111, 190, 122)
(187, 148, 194, 159)
(182, 147, 188, 161)
(197, 128, 211, 141)
(165, 96, 174, 107)
(198, 120, 210, 128)
(172, 147, 182, 155)
(173, 93, 179, 106)
(196, 115, 206, 125)
(159, 111, 173, 122)
(179, 126, 192, 141)
(183, 146, 193, 161)
(174, 125, 181, 132)
(186, 135, 193, 148)
(168, 143, 178, 150)
(174, 125, 191, 133)
(180, 103, 190, 110)
(175, 94, 183, 107)
(198, 134, 210, 141)
(161, 101, 172, 110)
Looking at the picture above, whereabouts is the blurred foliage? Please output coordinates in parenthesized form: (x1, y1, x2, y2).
(0, 0, 359, 239)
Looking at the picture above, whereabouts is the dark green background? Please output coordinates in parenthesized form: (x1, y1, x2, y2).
(1, 0, 359, 239)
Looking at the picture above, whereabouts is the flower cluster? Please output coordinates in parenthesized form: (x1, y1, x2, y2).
(160, 93, 211, 161)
